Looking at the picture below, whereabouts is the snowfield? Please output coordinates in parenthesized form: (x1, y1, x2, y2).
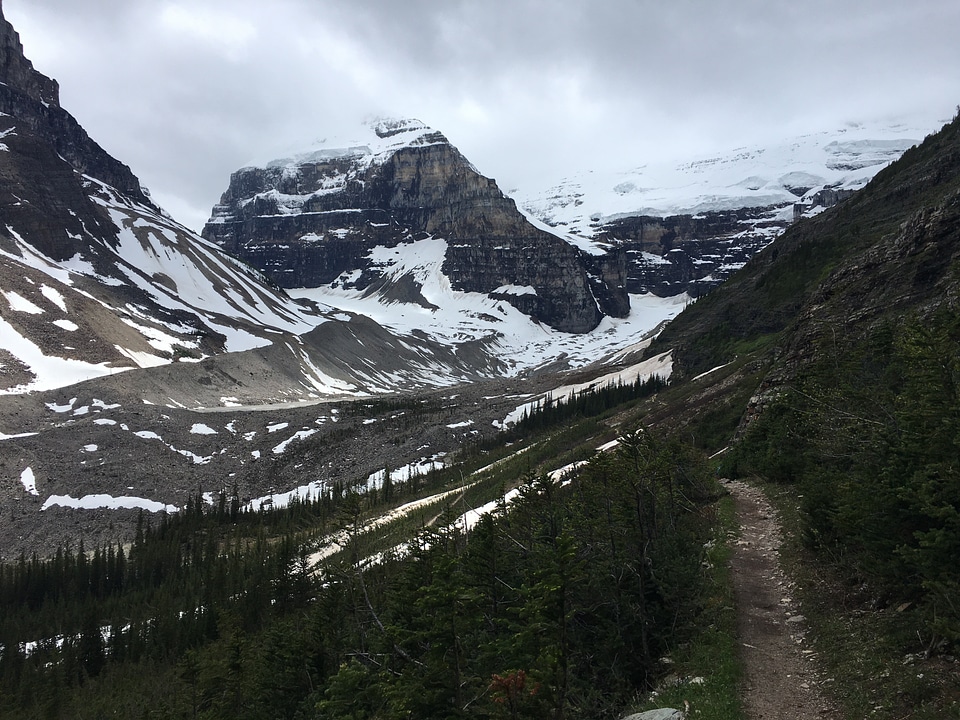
(292, 237, 690, 379)
(516, 119, 938, 243)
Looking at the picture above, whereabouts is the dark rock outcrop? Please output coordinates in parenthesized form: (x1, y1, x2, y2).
(596, 208, 780, 297)
(0, 1, 58, 106)
(203, 119, 629, 333)
(0, 5, 149, 208)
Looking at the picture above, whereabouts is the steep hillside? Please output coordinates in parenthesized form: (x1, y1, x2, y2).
(0, 6, 341, 395)
(648, 115, 959, 384)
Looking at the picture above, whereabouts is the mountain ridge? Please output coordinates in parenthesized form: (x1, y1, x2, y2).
(0, 5, 149, 210)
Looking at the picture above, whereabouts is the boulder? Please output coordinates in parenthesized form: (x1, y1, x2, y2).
(622, 708, 685, 720)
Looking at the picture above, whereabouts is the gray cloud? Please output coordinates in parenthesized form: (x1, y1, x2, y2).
(6, 0, 959, 231)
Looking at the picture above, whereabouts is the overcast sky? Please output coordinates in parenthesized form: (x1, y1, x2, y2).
(6, 0, 959, 232)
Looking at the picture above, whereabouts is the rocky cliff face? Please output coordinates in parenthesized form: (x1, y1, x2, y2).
(0, 5, 150, 225)
(596, 208, 780, 297)
(0, 1, 57, 106)
(203, 119, 629, 333)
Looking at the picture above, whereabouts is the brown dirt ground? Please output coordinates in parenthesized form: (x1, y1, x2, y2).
(726, 479, 841, 720)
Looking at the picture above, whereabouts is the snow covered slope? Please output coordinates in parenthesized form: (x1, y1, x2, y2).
(291, 235, 688, 376)
(0, 152, 332, 394)
(511, 118, 944, 298)
(517, 120, 936, 240)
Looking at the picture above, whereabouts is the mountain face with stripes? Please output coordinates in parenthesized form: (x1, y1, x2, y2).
(202, 118, 631, 334)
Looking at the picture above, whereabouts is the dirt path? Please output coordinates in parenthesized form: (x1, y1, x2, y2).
(726, 479, 841, 720)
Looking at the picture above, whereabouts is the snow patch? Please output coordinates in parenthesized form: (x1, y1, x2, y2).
(20, 467, 38, 496)
(41, 494, 178, 513)
(1, 430, 38, 440)
(190, 423, 218, 435)
(503, 350, 673, 426)
(3, 291, 44, 314)
(134, 430, 212, 464)
(40, 284, 68, 312)
(365, 454, 447, 490)
(272, 429, 319, 454)
(446, 420, 474, 429)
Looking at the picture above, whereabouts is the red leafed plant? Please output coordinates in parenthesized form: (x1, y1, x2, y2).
(489, 670, 541, 719)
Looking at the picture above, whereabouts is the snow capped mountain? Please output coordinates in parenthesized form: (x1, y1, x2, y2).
(253, 117, 451, 175)
(0, 8, 375, 399)
(0, 78, 681, 406)
(517, 120, 935, 239)
(512, 119, 944, 298)
(203, 117, 631, 334)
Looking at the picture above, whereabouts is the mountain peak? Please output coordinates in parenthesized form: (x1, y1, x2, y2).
(370, 116, 431, 139)
(254, 116, 447, 173)
(0, 5, 150, 208)
(205, 117, 629, 333)
(0, 1, 59, 106)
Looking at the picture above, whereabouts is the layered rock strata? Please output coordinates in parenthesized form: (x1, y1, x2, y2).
(203, 119, 629, 333)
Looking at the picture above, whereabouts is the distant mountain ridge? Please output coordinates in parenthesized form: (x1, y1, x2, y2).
(517, 121, 938, 297)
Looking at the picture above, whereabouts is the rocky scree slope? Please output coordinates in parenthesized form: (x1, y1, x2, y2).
(202, 118, 629, 333)
(0, 372, 548, 560)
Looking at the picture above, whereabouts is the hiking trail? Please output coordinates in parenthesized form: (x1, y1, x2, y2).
(726, 479, 841, 719)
